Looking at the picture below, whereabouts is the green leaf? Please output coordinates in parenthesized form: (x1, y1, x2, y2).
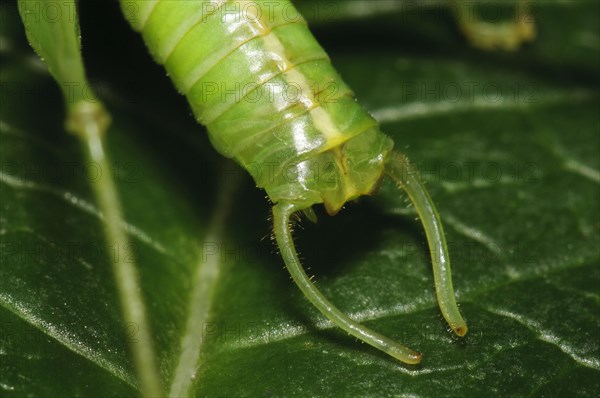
(1, 1, 598, 396)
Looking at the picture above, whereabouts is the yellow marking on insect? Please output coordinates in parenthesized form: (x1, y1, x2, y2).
(309, 107, 347, 148)
(239, 0, 271, 36)
(258, 24, 347, 151)
(331, 146, 358, 198)
(231, 0, 348, 150)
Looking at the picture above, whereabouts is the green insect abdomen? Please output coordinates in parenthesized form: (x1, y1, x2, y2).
(121, 0, 393, 213)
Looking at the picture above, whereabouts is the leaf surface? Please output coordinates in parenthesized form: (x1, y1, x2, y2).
(0, 1, 598, 396)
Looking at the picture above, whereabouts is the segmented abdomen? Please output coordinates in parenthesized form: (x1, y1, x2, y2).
(122, 0, 392, 211)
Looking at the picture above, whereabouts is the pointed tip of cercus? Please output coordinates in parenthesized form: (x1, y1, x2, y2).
(454, 324, 468, 337)
(406, 351, 423, 365)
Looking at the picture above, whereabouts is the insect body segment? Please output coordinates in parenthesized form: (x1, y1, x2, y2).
(121, 0, 467, 364)
(123, 0, 391, 215)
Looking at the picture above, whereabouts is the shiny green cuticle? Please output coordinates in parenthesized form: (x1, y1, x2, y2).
(120, 0, 467, 364)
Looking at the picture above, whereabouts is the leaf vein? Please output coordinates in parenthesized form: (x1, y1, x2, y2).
(481, 305, 600, 371)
